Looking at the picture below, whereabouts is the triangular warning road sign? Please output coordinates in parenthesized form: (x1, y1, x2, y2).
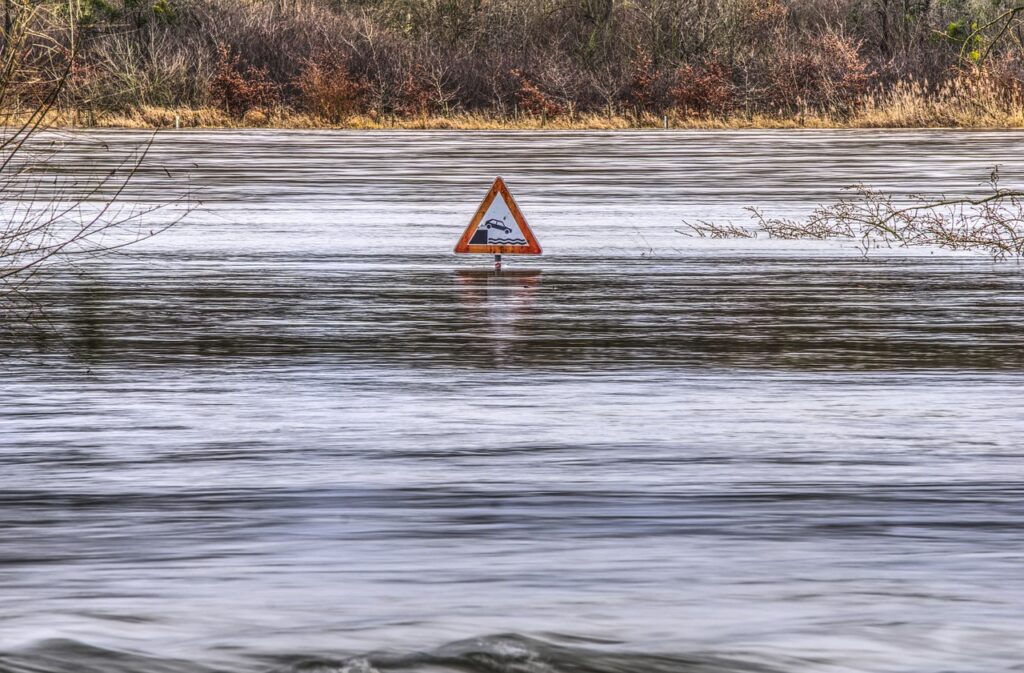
(454, 177, 542, 255)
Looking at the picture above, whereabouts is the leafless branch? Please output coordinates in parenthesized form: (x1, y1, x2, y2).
(1, 0, 190, 303)
(693, 167, 1024, 260)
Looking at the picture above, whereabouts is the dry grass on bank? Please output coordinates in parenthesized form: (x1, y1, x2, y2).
(856, 78, 1024, 128)
(32, 81, 1024, 130)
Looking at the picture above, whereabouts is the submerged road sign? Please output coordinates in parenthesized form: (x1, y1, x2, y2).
(454, 177, 542, 255)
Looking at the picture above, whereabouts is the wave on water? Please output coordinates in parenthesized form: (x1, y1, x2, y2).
(0, 635, 786, 673)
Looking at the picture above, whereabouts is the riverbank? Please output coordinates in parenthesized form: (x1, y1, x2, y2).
(42, 91, 1024, 131)
(46, 108, 1024, 131)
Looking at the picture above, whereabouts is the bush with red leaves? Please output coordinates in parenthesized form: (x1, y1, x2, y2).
(670, 61, 735, 115)
(625, 51, 658, 111)
(511, 69, 563, 117)
(293, 56, 366, 121)
(209, 43, 280, 117)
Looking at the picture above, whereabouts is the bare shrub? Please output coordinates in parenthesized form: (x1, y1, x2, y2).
(739, 0, 789, 48)
(1, 0, 189, 301)
(804, 34, 874, 113)
(392, 69, 432, 117)
(420, 60, 462, 115)
(756, 33, 873, 114)
(209, 43, 279, 117)
(702, 168, 1024, 259)
(293, 55, 366, 121)
(670, 61, 735, 116)
(623, 51, 658, 112)
(511, 69, 564, 117)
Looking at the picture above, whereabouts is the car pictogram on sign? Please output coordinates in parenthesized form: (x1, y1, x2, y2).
(484, 218, 512, 234)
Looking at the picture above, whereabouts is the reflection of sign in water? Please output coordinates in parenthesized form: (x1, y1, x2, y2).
(454, 177, 542, 255)
(455, 269, 542, 362)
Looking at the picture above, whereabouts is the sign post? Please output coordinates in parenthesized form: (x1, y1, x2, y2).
(455, 177, 541, 271)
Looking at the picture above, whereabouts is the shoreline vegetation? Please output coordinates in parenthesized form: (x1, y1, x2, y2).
(32, 96, 1024, 130)
(7, 0, 1024, 131)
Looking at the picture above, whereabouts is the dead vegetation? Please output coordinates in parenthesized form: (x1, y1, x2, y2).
(1, 0, 189, 301)
(678, 221, 758, 239)
(7, 0, 1024, 128)
(684, 168, 1024, 259)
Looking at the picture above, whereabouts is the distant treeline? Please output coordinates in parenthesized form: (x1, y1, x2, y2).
(10, 0, 1024, 124)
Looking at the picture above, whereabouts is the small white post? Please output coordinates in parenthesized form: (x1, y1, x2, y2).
(663, 115, 668, 129)
(175, 114, 181, 129)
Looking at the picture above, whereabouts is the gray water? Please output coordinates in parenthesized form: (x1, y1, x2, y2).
(2, 130, 1024, 673)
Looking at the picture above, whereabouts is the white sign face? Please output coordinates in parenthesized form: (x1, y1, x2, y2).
(466, 193, 529, 246)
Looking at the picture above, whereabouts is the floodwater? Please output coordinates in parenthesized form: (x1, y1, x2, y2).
(2, 130, 1024, 673)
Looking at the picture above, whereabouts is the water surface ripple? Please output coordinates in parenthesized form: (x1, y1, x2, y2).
(2, 130, 1024, 673)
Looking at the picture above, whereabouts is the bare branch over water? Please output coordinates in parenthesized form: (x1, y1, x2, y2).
(1, 0, 190, 301)
(686, 168, 1024, 259)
